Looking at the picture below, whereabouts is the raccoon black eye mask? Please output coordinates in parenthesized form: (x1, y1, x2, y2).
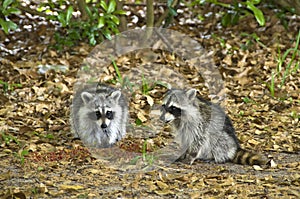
(161, 105, 181, 118)
(160, 88, 269, 166)
(88, 110, 114, 121)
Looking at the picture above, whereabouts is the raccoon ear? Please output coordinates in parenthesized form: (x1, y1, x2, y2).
(111, 90, 121, 102)
(81, 92, 94, 104)
(186, 89, 197, 100)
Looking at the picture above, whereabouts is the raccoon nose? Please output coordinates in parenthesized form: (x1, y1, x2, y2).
(159, 115, 164, 121)
(101, 123, 108, 129)
(160, 115, 169, 123)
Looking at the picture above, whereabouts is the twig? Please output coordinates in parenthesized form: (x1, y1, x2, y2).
(153, 28, 174, 52)
(17, 5, 48, 18)
(124, 3, 167, 7)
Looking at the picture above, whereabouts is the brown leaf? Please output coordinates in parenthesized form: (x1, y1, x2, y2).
(59, 184, 84, 191)
(137, 111, 147, 122)
(156, 180, 169, 190)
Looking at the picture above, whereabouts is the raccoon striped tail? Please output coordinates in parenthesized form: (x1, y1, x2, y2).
(232, 148, 268, 166)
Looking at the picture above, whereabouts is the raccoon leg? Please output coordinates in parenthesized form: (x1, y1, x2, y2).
(175, 154, 197, 165)
(175, 150, 188, 162)
(175, 150, 199, 165)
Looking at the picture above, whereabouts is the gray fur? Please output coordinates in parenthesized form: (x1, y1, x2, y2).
(70, 83, 128, 148)
(160, 88, 240, 164)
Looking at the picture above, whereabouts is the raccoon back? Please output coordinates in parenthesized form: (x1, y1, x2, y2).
(232, 148, 268, 166)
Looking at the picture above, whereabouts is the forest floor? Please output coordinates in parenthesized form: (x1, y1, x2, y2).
(0, 3, 299, 199)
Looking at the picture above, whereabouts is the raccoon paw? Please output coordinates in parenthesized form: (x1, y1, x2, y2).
(175, 153, 187, 162)
(175, 154, 197, 165)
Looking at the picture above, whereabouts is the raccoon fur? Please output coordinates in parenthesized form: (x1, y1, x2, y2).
(70, 83, 128, 148)
(160, 88, 268, 166)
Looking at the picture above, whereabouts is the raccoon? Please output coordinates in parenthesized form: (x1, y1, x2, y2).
(160, 88, 268, 166)
(70, 83, 128, 148)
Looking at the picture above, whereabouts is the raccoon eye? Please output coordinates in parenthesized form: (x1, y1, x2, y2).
(169, 106, 181, 117)
(106, 111, 113, 120)
(95, 111, 101, 120)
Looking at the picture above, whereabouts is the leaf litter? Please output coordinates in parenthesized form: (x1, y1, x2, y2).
(0, 6, 300, 199)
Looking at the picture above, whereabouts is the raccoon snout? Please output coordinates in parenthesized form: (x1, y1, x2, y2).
(164, 119, 172, 123)
(160, 112, 175, 123)
(101, 123, 108, 129)
(159, 114, 167, 122)
(160, 115, 171, 123)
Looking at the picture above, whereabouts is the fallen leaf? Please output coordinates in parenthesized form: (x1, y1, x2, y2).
(253, 165, 263, 171)
(270, 159, 278, 168)
(145, 95, 154, 106)
(137, 111, 147, 122)
(59, 184, 84, 190)
(156, 180, 169, 190)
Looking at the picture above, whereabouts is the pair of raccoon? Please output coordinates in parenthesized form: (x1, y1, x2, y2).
(71, 83, 268, 166)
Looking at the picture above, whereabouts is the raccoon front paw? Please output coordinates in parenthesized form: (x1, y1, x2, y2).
(176, 153, 197, 165)
(175, 153, 187, 162)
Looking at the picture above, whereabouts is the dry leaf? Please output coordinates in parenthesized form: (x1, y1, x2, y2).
(145, 95, 154, 106)
(156, 180, 169, 190)
(137, 111, 147, 122)
(253, 165, 263, 171)
(270, 159, 278, 168)
(59, 184, 84, 190)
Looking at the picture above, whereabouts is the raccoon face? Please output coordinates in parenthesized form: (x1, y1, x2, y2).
(81, 90, 121, 130)
(160, 103, 182, 123)
(160, 89, 197, 123)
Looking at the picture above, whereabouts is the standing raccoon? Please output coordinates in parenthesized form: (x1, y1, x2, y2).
(160, 88, 268, 166)
(70, 83, 128, 148)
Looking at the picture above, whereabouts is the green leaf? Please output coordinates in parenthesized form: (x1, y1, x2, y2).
(211, 0, 231, 8)
(100, 0, 108, 12)
(89, 33, 96, 45)
(36, 6, 44, 12)
(66, 6, 73, 25)
(0, 18, 9, 34)
(0, 18, 17, 34)
(114, 10, 127, 15)
(102, 29, 112, 40)
(37, 166, 44, 171)
(107, 0, 116, 13)
(106, 20, 117, 30)
(231, 12, 240, 25)
(45, 134, 54, 139)
(21, 150, 29, 156)
(85, 5, 92, 18)
(167, 0, 173, 7)
(57, 13, 66, 27)
(7, 20, 17, 31)
(250, 0, 261, 5)
(3, 0, 13, 10)
(110, 15, 119, 25)
(130, 156, 141, 165)
(168, 7, 177, 16)
(221, 13, 231, 27)
(135, 118, 142, 126)
(98, 16, 105, 28)
(246, 2, 265, 26)
(5, 7, 21, 15)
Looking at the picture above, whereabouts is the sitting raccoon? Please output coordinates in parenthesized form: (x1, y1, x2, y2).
(70, 83, 128, 148)
(160, 88, 268, 165)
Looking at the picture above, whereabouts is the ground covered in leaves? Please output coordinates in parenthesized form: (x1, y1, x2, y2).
(1, 4, 300, 199)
